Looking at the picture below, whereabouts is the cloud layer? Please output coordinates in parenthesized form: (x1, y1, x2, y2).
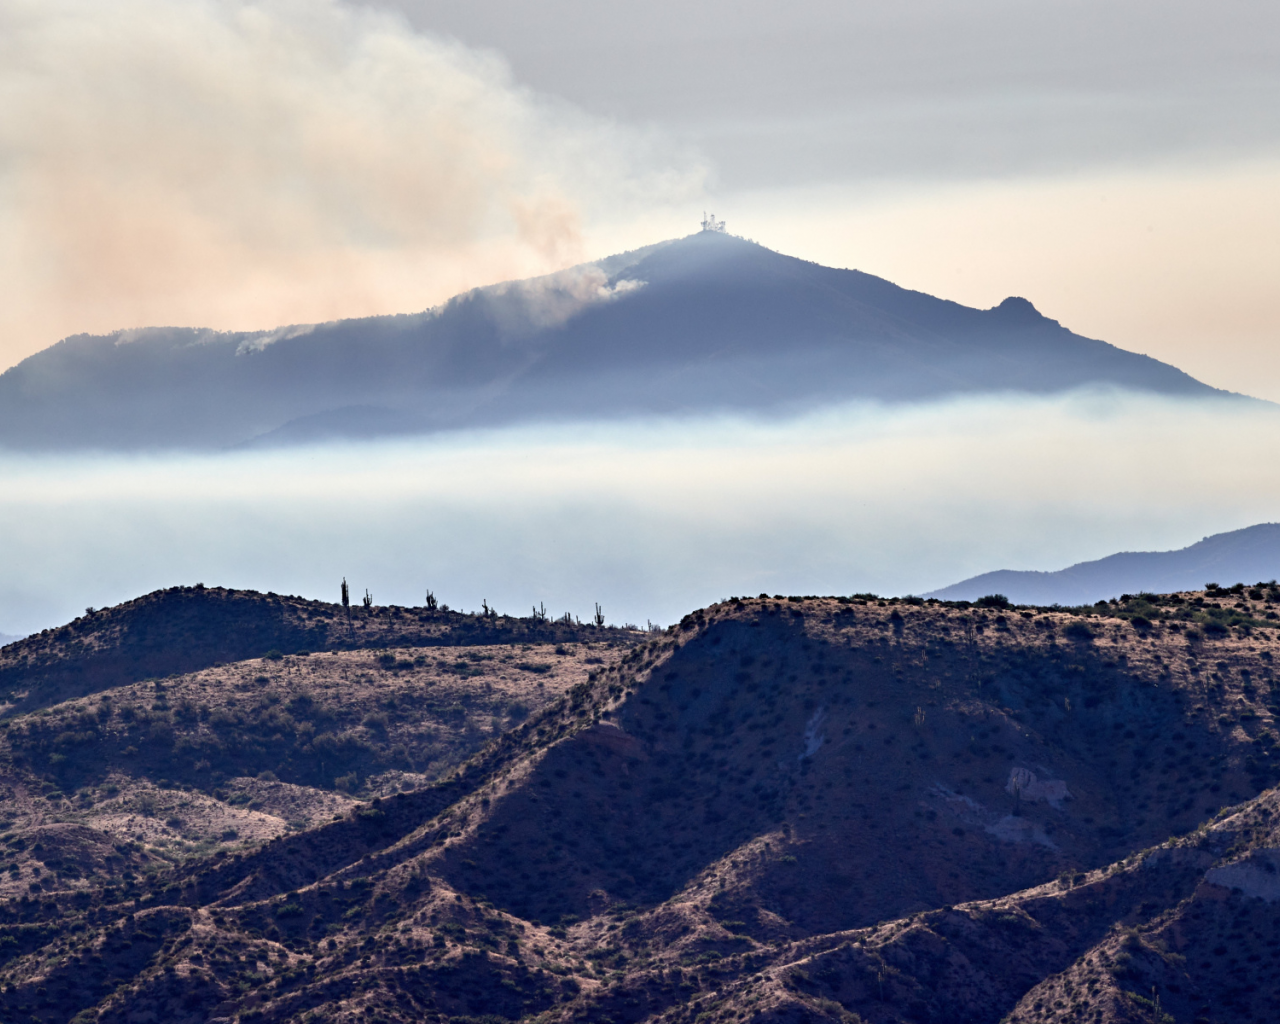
(3, 392, 1279, 638)
(0, 0, 702, 369)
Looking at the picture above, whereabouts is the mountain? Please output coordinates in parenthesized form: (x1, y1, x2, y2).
(928, 522, 1280, 605)
(0, 587, 1277, 1022)
(0, 230, 1236, 451)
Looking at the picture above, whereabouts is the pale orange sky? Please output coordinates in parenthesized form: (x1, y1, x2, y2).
(719, 164, 1280, 401)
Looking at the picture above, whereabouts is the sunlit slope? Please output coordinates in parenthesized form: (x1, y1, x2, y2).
(0, 585, 640, 713)
(0, 232, 1232, 451)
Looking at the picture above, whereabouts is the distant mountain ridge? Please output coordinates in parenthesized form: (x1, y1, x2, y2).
(0, 230, 1239, 451)
(928, 522, 1280, 605)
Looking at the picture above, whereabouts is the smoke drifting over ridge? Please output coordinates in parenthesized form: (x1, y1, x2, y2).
(0, 0, 703, 369)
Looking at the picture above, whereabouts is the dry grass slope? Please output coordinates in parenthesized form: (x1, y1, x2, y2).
(0, 585, 639, 713)
(0, 589, 1276, 1024)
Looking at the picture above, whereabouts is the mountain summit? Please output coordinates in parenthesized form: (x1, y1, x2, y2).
(0, 231, 1233, 450)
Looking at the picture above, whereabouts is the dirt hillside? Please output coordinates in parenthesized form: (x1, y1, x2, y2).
(0, 585, 638, 712)
(0, 587, 1275, 1024)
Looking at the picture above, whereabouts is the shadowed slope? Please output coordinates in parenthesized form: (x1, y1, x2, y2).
(425, 597, 1276, 937)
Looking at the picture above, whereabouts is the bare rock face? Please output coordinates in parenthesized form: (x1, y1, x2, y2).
(1006, 766, 1072, 808)
(1205, 847, 1280, 901)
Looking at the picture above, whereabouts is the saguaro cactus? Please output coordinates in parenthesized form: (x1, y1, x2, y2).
(593, 603, 605, 627)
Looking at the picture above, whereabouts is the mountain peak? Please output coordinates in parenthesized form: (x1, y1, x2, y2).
(990, 295, 1048, 323)
(0, 239, 1227, 450)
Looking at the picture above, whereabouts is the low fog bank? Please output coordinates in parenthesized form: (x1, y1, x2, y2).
(1, 390, 1277, 638)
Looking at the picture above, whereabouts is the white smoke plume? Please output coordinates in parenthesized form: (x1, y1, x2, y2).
(0, 0, 704, 369)
(482, 266, 647, 336)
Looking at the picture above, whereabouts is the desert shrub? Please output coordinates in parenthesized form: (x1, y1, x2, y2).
(977, 594, 1011, 609)
(1063, 622, 1094, 641)
(14, 686, 399, 793)
(286, 694, 315, 717)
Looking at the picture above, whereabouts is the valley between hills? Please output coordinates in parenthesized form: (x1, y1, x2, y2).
(0, 586, 1279, 1023)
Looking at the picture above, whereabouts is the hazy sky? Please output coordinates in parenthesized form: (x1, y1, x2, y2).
(377, 0, 1280, 188)
(1, 0, 1278, 395)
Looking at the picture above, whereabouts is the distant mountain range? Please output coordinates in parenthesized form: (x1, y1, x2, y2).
(928, 522, 1280, 605)
(0, 230, 1241, 451)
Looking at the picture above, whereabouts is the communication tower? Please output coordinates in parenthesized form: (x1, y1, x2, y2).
(700, 212, 726, 233)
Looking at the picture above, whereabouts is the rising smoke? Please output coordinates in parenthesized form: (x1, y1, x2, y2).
(0, 0, 704, 369)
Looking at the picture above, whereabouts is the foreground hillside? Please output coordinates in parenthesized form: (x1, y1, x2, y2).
(0, 584, 638, 712)
(0, 588, 1277, 1023)
(0, 231, 1232, 451)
